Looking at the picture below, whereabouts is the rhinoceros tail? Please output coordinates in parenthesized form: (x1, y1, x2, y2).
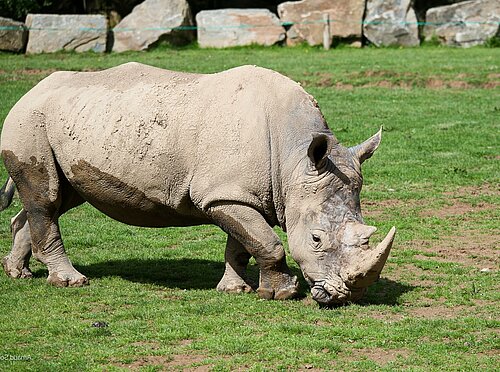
(0, 177, 15, 211)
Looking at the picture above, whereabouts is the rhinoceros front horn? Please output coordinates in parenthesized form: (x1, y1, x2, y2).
(343, 226, 396, 289)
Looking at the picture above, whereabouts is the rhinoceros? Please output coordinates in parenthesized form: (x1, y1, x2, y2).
(0, 62, 395, 305)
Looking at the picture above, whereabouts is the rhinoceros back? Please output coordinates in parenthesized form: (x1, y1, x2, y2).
(1, 63, 321, 228)
(2, 63, 325, 226)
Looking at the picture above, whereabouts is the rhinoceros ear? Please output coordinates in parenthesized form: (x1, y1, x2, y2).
(350, 127, 382, 164)
(307, 133, 334, 169)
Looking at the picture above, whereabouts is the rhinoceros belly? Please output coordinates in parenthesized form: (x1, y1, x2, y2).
(66, 159, 209, 228)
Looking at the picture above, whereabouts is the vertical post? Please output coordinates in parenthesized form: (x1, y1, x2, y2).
(323, 13, 331, 50)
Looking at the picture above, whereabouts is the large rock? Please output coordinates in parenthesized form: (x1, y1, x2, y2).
(278, 0, 365, 46)
(25, 14, 107, 54)
(196, 9, 285, 48)
(363, 0, 420, 47)
(423, 0, 500, 47)
(112, 0, 194, 52)
(0, 17, 28, 52)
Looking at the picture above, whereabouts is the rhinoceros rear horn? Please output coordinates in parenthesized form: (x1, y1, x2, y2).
(350, 127, 383, 164)
(307, 133, 334, 169)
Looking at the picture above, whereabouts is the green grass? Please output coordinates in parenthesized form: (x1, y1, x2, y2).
(0, 45, 498, 371)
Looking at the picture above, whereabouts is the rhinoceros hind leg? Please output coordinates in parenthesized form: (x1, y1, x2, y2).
(4, 151, 88, 287)
(36, 185, 87, 287)
(32, 202, 88, 288)
(209, 203, 299, 300)
(217, 235, 254, 294)
(2, 209, 33, 279)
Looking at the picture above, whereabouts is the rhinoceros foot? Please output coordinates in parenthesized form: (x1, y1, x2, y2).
(257, 271, 299, 300)
(2, 255, 33, 279)
(216, 276, 254, 294)
(47, 270, 89, 287)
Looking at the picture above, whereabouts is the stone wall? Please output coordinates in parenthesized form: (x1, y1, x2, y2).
(2, 0, 498, 53)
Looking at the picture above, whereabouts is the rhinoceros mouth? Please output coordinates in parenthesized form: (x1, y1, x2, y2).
(311, 281, 367, 307)
(311, 280, 351, 306)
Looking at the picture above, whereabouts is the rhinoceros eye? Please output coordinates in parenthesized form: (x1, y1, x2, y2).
(312, 234, 321, 244)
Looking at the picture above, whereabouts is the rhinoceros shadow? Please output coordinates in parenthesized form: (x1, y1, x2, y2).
(32, 258, 412, 305)
(358, 278, 415, 306)
(76, 258, 229, 290)
(73, 258, 307, 294)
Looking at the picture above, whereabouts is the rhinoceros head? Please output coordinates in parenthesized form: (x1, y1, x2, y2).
(285, 128, 396, 306)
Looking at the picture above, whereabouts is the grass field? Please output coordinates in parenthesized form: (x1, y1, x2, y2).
(0, 45, 498, 371)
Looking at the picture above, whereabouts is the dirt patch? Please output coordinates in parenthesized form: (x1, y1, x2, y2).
(410, 232, 498, 270)
(407, 304, 467, 319)
(131, 340, 161, 351)
(419, 200, 496, 218)
(444, 183, 499, 198)
(348, 347, 410, 365)
(306, 71, 499, 89)
(334, 82, 354, 90)
(402, 231, 498, 270)
(113, 353, 209, 371)
(362, 198, 413, 218)
(365, 310, 406, 322)
(16, 68, 57, 75)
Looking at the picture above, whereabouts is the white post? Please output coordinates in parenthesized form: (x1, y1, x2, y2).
(323, 13, 331, 50)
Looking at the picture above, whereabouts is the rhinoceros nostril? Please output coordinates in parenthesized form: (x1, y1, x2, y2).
(311, 285, 330, 303)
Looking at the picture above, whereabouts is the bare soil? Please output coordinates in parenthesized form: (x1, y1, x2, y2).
(305, 71, 500, 89)
(411, 233, 498, 270)
(113, 353, 210, 371)
(407, 304, 468, 319)
(347, 347, 410, 366)
(418, 200, 496, 218)
(364, 184, 498, 271)
(362, 183, 498, 323)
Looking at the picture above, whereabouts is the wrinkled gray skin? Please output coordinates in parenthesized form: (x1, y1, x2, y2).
(0, 63, 395, 306)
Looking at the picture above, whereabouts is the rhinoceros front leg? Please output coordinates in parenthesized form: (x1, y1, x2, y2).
(2, 209, 33, 279)
(217, 235, 254, 294)
(209, 204, 298, 300)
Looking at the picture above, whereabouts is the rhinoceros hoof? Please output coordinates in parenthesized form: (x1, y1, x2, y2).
(257, 275, 299, 300)
(216, 279, 254, 294)
(47, 272, 89, 287)
(2, 256, 33, 279)
(19, 267, 33, 279)
(275, 283, 299, 300)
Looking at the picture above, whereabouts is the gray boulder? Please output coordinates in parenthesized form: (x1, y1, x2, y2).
(278, 0, 365, 46)
(112, 0, 194, 52)
(424, 0, 500, 47)
(196, 9, 285, 48)
(25, 14, 107, 54)
(0, 17, 28, 52)
(364, 0, 420, 47)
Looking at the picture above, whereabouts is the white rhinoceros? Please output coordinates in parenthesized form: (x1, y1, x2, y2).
(0, 63, 395, 305)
